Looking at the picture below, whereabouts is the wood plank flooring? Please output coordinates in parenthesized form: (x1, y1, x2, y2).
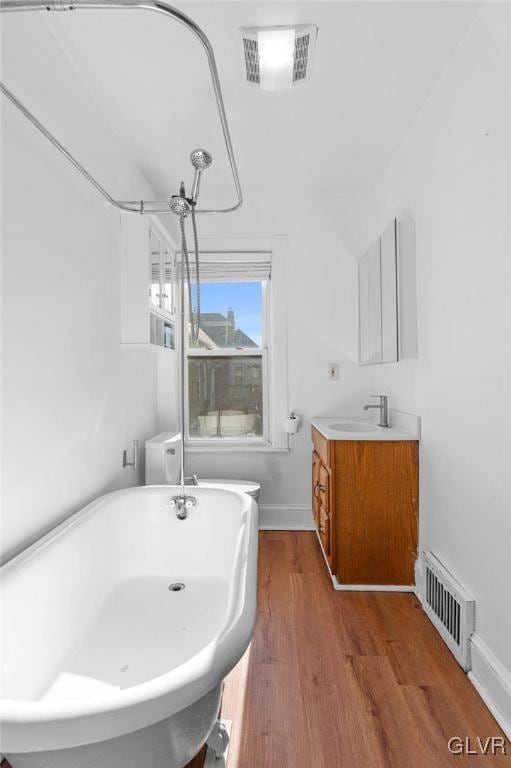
(220, 531, 509, 767)
(3, 532, 508, 767)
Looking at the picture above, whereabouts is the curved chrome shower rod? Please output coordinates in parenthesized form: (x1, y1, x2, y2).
(0, 0, 243, 215)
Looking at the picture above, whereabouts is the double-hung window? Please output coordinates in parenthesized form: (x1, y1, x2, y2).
(186, 253, 271, 445)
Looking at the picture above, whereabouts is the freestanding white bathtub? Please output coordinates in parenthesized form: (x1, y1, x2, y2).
(0, 485, 258, 768)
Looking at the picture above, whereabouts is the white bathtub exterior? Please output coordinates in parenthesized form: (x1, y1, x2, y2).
(0, 485, 258, 766)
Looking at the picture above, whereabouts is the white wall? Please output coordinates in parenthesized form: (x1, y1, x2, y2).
(0, 15, 161, 562)
(339, 4, 511, 675)
(178, 193, 370, 518)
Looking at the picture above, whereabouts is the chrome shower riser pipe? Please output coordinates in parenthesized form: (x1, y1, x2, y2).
(179, 217, 187, 498)
(0, 0, 242, 215)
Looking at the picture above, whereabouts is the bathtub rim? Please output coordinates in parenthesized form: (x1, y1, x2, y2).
(0, 485, 258, 743)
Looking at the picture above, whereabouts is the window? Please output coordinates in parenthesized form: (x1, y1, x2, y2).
(186, 256, 269, 442)
(184, 238, 289, 450)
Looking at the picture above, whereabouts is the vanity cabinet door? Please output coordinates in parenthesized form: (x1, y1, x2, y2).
(312, 456, 332, 567)
(333, 440, 418, 585)
(312, 451, 321, 526)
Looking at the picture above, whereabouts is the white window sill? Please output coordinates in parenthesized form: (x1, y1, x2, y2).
(185, 441, 289, 454)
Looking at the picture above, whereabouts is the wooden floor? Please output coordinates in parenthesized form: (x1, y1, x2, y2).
(219, 531, 508, 767)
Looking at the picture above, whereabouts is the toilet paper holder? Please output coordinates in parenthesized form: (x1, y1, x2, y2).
(285, 412, 301, 435)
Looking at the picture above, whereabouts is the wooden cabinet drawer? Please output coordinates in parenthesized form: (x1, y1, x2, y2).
(312, 427, 330, 468)
(312, 451, 320, 526)
(318, 464, 329, 511)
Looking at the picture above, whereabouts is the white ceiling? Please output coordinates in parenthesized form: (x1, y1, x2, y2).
(41, 1, 480, 203)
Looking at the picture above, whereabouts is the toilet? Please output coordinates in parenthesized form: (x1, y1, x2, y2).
(145, 431, 260, 502)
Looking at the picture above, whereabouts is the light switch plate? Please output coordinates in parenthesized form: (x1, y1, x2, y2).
(328, 363, 339, 380)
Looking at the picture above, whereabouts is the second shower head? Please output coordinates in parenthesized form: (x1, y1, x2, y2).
(190, 148, 213, 202)
(169, 149, 213, 213)
(190, 149, 213, 171)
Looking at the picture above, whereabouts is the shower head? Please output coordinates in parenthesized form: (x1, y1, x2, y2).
(170, 195, 191, 217)
(190, 149, 213, 202)
(190, 149, 213, 171)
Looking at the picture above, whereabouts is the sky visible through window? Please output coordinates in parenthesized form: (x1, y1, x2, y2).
(196, 281, 263, 347)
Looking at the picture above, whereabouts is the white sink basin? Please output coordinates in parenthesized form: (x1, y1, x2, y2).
(311, 415, 420, 441)
(328, 421, 377, 433)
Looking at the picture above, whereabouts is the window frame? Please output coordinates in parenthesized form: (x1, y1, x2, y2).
(184, 276, 270, 447)
(182, 236, 289, 452)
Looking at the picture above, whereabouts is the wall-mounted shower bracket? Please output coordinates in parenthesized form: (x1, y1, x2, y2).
(122, 440, 138, 469)
(0, 0, 242, 215)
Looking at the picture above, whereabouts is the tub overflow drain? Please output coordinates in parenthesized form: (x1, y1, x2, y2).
(169, 582, 185, 592)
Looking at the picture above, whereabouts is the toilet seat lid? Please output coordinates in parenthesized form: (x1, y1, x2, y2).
(200, 479, 260, 498)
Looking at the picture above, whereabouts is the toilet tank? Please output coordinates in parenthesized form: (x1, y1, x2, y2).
(145, 432, 182, 485)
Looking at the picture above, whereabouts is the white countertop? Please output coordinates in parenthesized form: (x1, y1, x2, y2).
(311, 411, 420, 441)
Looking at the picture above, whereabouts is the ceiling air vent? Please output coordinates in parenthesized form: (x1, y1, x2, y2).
(243, 38, 260, 84)
(240, 25, 318, 91)
(293, 33, 310, 82)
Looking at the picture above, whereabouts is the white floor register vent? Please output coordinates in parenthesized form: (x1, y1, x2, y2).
(421, 551, 475, 671)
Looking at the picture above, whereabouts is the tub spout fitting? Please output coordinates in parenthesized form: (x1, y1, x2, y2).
(169, 494, 197, 520)
(47, 0, 74, 10)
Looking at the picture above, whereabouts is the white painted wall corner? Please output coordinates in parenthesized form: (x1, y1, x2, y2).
(258, 505, 315, 531)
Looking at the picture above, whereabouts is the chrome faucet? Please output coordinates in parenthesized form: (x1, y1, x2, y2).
(169, 494, 197, 520)
(363, 395, 390, 428)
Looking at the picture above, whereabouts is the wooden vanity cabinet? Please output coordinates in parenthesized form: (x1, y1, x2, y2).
(311, 427, 418, 586)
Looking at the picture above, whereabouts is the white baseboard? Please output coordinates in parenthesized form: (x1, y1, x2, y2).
(258, 505, 315, 531)
(468, 634, 511, 739)
(331, 576, 414, 592)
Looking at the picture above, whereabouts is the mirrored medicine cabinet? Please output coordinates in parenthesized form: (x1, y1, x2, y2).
(358, 216, 417, 366)
(359, 218, 397, 365)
